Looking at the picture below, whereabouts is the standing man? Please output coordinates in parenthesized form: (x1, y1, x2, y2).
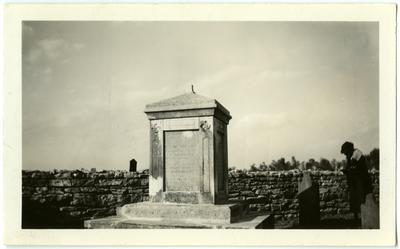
(340, 141, 373, 223)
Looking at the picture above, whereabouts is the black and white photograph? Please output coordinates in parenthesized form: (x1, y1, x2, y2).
(4, 3, 396, 247)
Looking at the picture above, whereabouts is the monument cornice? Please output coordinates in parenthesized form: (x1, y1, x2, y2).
(144, 107, 231, 124)
(144, 92, 232, 123)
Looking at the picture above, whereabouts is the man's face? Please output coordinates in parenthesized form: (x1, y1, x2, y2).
(342, 149, 353, 159)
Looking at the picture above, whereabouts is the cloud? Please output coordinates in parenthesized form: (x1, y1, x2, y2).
(23, 37, 86, 85)
(197, 65, 242, 89)
(22, 23, 34, 36)
(41, 67, 53, 82)
(25, 48, 42, 64)
(121, 85, 170, 104)
(235, 113, 288, 130)
(43, 67, 52, 75)
(229, 113, 288, 168)
(72, 42, 85, 50)
(25, 38, 86, 64)
(37, 39, 67, 59)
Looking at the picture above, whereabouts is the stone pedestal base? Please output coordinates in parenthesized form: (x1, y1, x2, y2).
(84, 202, 273, 229)
(84, 214, 273, 229)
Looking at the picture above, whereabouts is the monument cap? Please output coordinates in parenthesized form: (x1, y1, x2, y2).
(144, 92, 231, 123)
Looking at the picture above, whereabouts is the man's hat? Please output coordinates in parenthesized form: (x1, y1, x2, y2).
(341, 141, 354, 154)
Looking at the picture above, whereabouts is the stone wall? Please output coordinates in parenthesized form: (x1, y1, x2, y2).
(22, 170, 149, 228)
(228, 170, 379, 223)
(22, 169, 379, 228)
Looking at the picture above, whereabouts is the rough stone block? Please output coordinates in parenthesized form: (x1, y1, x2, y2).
(49, 179, 71, 187)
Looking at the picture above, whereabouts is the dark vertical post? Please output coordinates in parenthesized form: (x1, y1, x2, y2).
(130, 159, 137, 172)
(298, 172, 320, 228)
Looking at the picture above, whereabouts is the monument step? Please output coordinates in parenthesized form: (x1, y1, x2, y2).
(116, 202, 248, 225)
(84, 214, 274, 229)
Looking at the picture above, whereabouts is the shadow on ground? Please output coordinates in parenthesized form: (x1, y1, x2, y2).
(22, 200, 362, 230)
(22, 200, 84, 229)
(290, 218, 361, 229)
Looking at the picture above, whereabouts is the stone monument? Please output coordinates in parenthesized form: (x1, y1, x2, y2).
(85, 92, 272, 229)
(144, 91, 231, 204)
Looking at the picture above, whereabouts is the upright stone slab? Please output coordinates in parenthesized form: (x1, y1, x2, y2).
(360, 193, 379, 229)
(129, 159, 137, 172)
(298, 172, 320, 228)
(144, 92, 231, 204)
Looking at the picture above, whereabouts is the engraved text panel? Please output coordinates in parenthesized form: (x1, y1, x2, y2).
(165, 131, 201, 192)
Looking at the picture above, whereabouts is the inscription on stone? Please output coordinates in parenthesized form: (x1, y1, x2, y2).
(164, 117, 199, 131)
(165, 131, 201, 191)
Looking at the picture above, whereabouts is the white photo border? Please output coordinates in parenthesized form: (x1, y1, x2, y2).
(3, 3, 396, 246)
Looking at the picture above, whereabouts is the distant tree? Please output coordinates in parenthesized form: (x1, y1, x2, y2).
(339, 159, 347, 170)
(269, 160, 277, 171)
(300, 161, 306, 170)
(271, 158, 291, 171)
(319, 158, 333, 171)
(330, 159, 338, 171)
(249, 163, 258, 172)
(369, 148, 379, 170)
(290, 156, 300, 170)
(305, 158, 316, 170)
(251, 151, 376, 172)
(259, 161, 269, 171)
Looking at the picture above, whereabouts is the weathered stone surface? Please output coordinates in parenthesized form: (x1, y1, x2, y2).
(50, 179, 71, 187)
(360, 193, 379, 229)
(117, 202, 247, 225)
(145, 93, 231, 205)
(165, 131, 201, 192)
(144, 92, 231, 120)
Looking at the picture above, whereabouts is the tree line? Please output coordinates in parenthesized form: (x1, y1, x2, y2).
(235, 148, 379, 172)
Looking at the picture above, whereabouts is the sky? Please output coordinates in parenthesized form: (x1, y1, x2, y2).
(22, 21, 379, 171)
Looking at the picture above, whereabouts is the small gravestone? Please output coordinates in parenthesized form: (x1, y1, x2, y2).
(360, 193, 379, 228)
(298, 172, 320, 228)
(129, 159, 137, 172)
